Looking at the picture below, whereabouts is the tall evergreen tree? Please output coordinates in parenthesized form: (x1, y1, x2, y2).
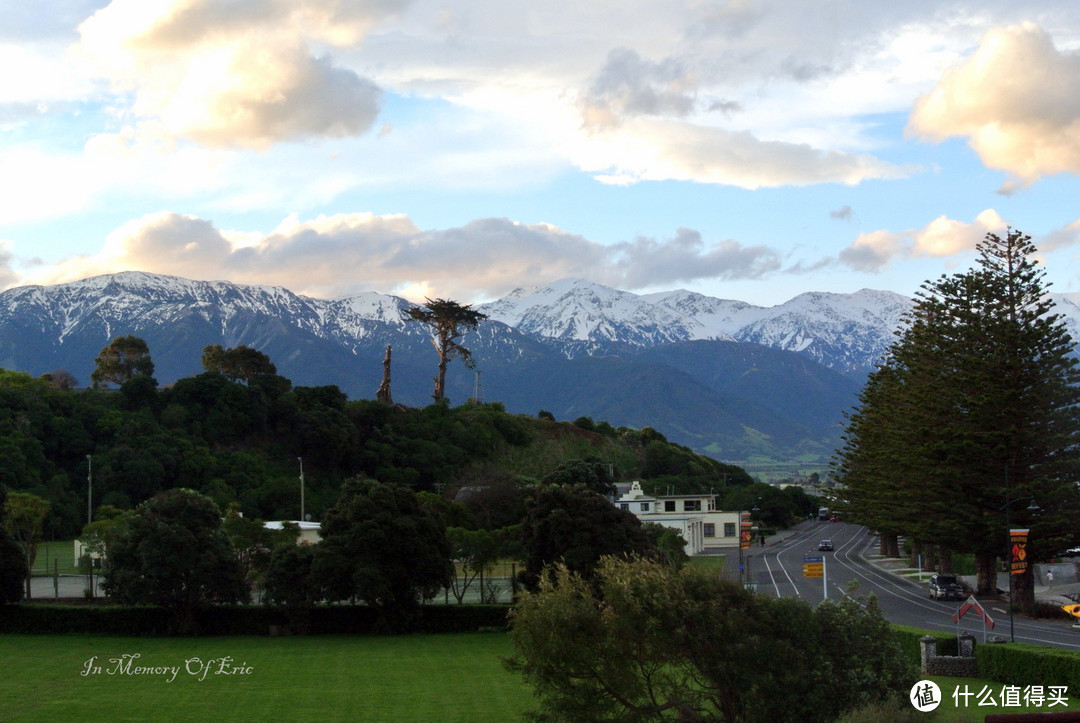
(834, 229, 1080, 609)
(406, 298, 487, 404)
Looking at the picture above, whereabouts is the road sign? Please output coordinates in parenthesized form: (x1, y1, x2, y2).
(802, 555, 827, 597)
(952, 595, 995, 630)
(1063, 604, 1080, 619)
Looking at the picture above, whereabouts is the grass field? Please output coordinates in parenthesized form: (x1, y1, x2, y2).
(0, 632, 532, 722)
(2, 631, 1076, 721)
(31, 539, 82, 575)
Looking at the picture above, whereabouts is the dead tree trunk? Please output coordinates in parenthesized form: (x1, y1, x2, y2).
(376, 345, 393, 404)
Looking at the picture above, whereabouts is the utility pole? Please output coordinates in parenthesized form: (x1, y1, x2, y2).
(86, 455, 92, 525)
(472, 370, 483, 404)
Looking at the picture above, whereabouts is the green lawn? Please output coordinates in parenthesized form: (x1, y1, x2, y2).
(3, 631, 1076, 721)
(0, 632, 532, 722)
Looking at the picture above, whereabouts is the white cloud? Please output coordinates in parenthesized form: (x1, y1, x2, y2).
(16, 211, 785, 300)
(908, 22, 1080, 187)
(838, 230, 911, 273)
(1040, 218, 1080, 253)
(912, 209, 1007, 258)
(838, 210, 1008, 272)
(73, 0, 396, 148)
(571, 118, 908, 188)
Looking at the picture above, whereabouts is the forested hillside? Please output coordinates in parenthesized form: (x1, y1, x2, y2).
(0, 358, 751, 539)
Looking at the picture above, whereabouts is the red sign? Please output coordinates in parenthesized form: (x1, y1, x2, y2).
(952, 595, 995, 630)
(740, 513, 752, 550)
(1010, 528, 1029, 575)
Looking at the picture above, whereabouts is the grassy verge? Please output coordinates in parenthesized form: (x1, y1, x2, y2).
(0, 632, 531, 722)
(687, 556, 725, 573)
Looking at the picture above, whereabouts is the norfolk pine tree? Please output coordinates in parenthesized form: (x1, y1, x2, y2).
(835, 229, 1080, 610)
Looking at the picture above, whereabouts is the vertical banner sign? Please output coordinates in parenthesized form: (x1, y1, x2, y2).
(1010, 529, 1030, 575)
(740, 513, 752, 551)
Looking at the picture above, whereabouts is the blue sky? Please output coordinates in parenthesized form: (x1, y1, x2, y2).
(4, 1, 1080, 306)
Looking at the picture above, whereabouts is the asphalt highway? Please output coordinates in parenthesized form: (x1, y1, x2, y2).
(735, 519, 1080, 650)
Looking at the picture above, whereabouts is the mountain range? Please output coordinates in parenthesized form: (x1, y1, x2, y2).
(4, 271, 1080, 477)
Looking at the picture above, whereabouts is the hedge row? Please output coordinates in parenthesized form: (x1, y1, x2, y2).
(0, 603, 512, 636)
(893, 624, 1080, 697)
(977, 642, 1080, 697)
(891, 624, 959, 660)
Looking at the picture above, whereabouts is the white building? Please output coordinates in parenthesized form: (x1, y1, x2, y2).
(265, 520, 322, 544)
(614, 481, 743, 555)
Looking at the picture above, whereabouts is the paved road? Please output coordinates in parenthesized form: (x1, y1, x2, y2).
(725, 519, 1080, 651)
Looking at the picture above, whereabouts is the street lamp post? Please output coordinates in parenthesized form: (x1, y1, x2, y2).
(86, 455, 92, 525)
(738, 509, 744, 586)
(1001, 472, 1041, 643)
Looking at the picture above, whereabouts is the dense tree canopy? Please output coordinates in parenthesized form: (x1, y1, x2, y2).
(102, 488, 249, 630)
(833, 229, 1080, 608)
(540, 459, 616, 497)
(201, 344, 277, 383)
(90, 335, 155, 388)
(311, 477, 453, 630)
(520, 484, 655, 591)
(0, 338, 747, 544)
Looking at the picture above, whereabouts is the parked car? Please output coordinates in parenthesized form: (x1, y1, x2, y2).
(928, 573, 964, 600)
(818, 539, 834, 551)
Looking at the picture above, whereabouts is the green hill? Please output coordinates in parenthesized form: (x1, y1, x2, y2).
(0, 368, 750, 538)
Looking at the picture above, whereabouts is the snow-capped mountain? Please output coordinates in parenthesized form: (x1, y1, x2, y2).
(5, 270, 1074, 471)
(480, 278, 914, 372)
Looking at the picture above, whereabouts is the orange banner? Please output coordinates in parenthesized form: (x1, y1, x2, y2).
(1009, 528, 1029, 575)
(740, 513, 752, 550)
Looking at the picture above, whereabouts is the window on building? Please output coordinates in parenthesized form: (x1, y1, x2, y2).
(684, 500, 701, 512)
(664, 501, 676, 512)
(640, 502, 650, 512)
(724, 522, 736, 537)
(704, 523, 715, 538)
(620, 503, 629, 511)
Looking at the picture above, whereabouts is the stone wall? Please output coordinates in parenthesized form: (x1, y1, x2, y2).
(921, 634, 978, 678)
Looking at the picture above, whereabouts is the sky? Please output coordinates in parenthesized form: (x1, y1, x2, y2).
(4, 1, 1080, 307)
